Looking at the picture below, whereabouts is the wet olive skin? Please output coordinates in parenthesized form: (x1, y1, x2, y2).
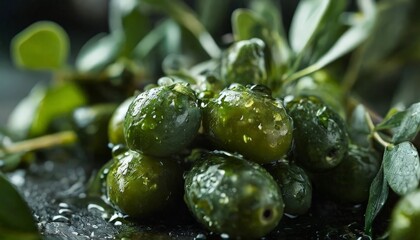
(108, 97, 134, 145)
(266, 162, 312, 215)
(203, 84, 293, 164)
(390, 190, 420, 240)
(184, 151, 284, 239)
(313, 145, 380, 203)
(221, 38, 267, 86)
(106, 150, 182, 218)
(286, 96, 349, 171)
(124, 83, 201, 157)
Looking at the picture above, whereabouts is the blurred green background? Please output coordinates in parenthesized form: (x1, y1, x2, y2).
(0, 0, 109, 124)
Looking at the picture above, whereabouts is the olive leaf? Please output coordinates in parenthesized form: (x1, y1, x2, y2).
(7, 82, 87, 138)
(0, 173, 41, 240)
(197, 0, 230, 35)
(75, 33, 124, 73)
(311, 0, 375, 68)
(383, 142, 420, 196)
(289, 0, 331, 54)
(375, 102, 420, 143)
(109, 0, 151, 57)
(306, 0, 347, 64)
(6, 84, 46, 139)
(361, 0, 413, 68)
(142, 0, 221, 58)
(0, 152, 27, 173)
(375, 107, 405, 130)
(285, 0, 376, 83)
(132, 19, 172, 60)
(348, 104, 371, 147)
(364, 165, 389, 235)
(11, 21, 69, 70)
(249, 0, 288, 46)
(232, 9, 290, 86)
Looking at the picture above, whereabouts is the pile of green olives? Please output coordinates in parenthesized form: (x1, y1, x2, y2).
(101, 38, 381, 239)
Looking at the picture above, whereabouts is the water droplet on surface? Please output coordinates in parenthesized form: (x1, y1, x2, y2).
(245, 99, 254, 107)
(52, 215, 70, 223)
(88, 203, 105, 212)
(243, 135, 252, 143)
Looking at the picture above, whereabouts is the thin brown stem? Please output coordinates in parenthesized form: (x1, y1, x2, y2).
(0, 131, 78, 157)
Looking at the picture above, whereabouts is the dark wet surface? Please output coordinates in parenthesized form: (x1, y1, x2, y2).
(8, 148, 386, 240)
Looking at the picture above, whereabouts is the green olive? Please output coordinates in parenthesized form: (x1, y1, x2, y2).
(221, 38, 267, 86)
(124, 82, 202, 157)
(313, 145, 380, 203)
(389, 189, 420, 240)
(106, 149, 183, 218)
(108, 97, 134, 145)
(266, 162, 312, 215)
(203, 83, 293, 164)
(286, 96, 349, 171)
(184, 151, 284, 239)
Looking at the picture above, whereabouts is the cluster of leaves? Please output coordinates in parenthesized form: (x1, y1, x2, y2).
(1, 0, 420, 238)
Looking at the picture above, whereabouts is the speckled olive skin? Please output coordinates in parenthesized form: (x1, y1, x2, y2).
(184, 151, 284, 239)
(266, 162, 312, 215)
(313, 145, 380, 203)
(108, 97, 134, 145)
(106, 150, 182, 218)
(285, 96, 349, 171)
(124, 83, 201, 157)
(202, 84, 293, 164)
(390, 190, 420, 240)
(221, 38, 268, 86)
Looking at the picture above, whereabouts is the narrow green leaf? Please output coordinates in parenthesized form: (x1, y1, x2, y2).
(76, 33, 124, 73)
(132, 19, 172, 60)
(348, 104, 371, 147)
(7, 84, 46, 139)
(392, 103, 420, 143)
(249, 0, 288, 46)
(364, 165, 389, 235)
(375, 107, 405, 130)
(0, 173, 41, 239)
(197, 0, 230, 35)
(109, 0, 151, 56)
(7, 83, 87, 138)
(314, 14, 374, 70)
(384, 142, 420, 196)
(285, 0, 376, 83)
(30, 83, 87, 137)
(11, 21, 69, 70)
(0, 153, 27, 172)
(142, 0, 221, 58)
(361, 0, 413, 68)
(232, 9, 290, 84)
(289, 0, 331, 54)
(375, 103, 420, 142)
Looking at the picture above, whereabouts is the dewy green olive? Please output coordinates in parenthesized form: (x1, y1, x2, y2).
(266, 162, 312, 215)
(203, 83, 293, 164)
(286, 96, 349, 171)
(389, 189, 420, 240)
(313, 145, 380, 203)
(184, 151, 284, 239)
(124, 82, 201, 157)
(106, 149, 183, 218)
(108, 97, 134, 145)
(221, 38, 268, 86)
